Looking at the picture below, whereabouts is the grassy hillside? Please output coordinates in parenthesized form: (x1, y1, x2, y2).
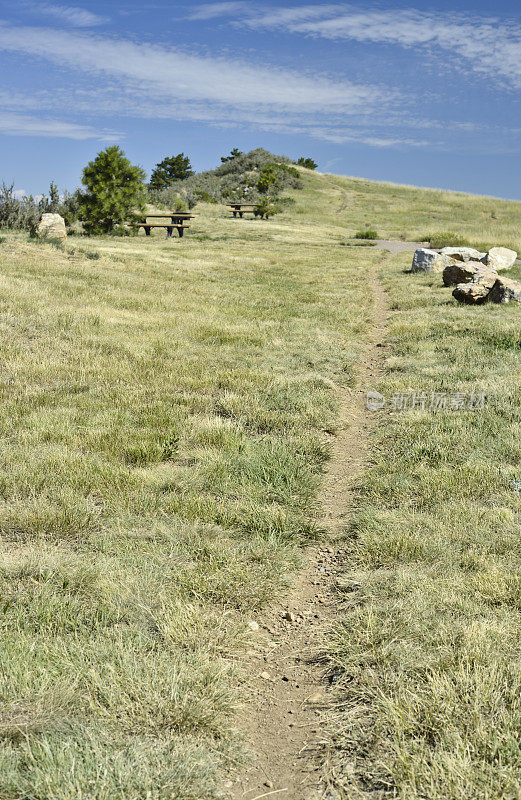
(2, 168, 521, 799)
(290, 168, 521, 252)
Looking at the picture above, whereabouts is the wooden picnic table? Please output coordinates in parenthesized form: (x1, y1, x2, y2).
(136, 212, 195, 238)
(226, 203, 257, 218)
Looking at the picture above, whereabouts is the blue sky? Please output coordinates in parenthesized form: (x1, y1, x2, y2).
(2, 0, 521, 198)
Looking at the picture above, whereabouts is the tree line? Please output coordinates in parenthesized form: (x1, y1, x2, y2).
(0, 148, 318, 236)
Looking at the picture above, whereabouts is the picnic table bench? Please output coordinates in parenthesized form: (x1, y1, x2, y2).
(136, 212, 195, 238)
(226, 203, 257, 218)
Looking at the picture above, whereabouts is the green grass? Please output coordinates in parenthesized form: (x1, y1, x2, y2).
(0, 212, 376, 798)
(354, 229, 379, 240)
(327, 256, 521, 799)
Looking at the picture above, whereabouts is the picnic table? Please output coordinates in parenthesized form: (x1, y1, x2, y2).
(136, 212, 195, 238)
(226, 203, 257, 218)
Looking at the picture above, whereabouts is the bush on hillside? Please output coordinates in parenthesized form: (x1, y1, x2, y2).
(355, 229, 379, 240)
(221, 148, 243, 163)
(424, 231, 471, 249)
(148, 148, 302, 211)
(214, 148, 294, 177)
(79, 146, 147, 235)
(149, 172, 221, 210)
(297, 157, 318, 170)
(254, 198, 280, 219)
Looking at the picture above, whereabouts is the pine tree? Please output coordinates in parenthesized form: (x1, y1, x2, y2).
(149, 154, 193, 190)
(79, 147, 146, 234)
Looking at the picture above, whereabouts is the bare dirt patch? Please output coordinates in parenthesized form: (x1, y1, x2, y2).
(228, 262, 390, 800)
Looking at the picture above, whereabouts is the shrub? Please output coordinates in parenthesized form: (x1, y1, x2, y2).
(257, 165, 280, 195)
(79, 147, 147, 235)
(355, 229, 379, 240)
(0, 184, 41, 232)
(424, 231, 471, 249)
(0, 183, 82, 234)
(254, 198, 280, 219)
(48, 181, 60, 212)
(149, 154, 193, 190)
(220, 148, 243, 163)
(59, 190, 82, 227)
(214, 148, 293, 177)
(297, 157, 318, 170)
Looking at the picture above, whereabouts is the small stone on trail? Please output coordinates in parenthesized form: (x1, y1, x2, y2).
(284, 610, 297, 622)
(248, 620, 260, 631)
(308, 692, 325, 704)
(264, 781, 274, 788)
(260, 671, 272, 681)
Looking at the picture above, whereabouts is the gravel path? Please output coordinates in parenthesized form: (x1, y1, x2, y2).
(374, 240, 425, 254)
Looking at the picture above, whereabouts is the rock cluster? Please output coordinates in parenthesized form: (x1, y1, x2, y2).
(412, 245, 521, 305)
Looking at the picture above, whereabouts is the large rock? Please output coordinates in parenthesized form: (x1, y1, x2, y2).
(442, 261, 496, 287)
(411, 249, 457, 273)
(452, 271, 497, 304)
(489, 276, 521, 304)
(37, 213, 67, 241)
(485, 247, 517, 271)
(440, 246, 487, 262)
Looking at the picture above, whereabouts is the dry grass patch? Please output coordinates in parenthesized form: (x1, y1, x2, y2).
(0, 224, 375, 798)
(327, 255, 521, 799)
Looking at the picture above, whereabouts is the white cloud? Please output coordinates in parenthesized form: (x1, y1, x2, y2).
(0, 112, 121, 140)
(33, 3, 107, 27)
(239, 5, 521, 89)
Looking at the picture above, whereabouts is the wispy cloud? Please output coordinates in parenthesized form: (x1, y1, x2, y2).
(0, 112, 120, 140)
(187, 2, 251, 20)
(235, 5, 521, 89)
(0, 23, 390, 111)
(0, 18, 448, 149)
(31, 3, 107, 27)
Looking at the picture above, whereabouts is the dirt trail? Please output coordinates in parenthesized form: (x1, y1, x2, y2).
(228, 262, 390, 800)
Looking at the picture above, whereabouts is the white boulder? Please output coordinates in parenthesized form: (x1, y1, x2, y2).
(440, 246, 487, 262)
(485, 247, 517, 271)
(37, 213, 67, 241)
(411, 249, 457, 273)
